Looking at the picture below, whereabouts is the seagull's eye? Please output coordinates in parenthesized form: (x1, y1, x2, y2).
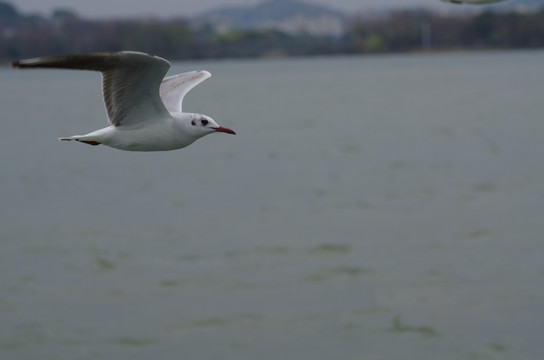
(201, 119, 209, 126)
(191, 120, 196, 126)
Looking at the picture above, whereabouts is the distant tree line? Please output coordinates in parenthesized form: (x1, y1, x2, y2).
(1, 1, 544, 61)
(348, 9, 544, 53)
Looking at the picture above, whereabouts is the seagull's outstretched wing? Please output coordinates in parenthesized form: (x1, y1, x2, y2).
(160, 70, 211, 113)
(12, 51, 171, 127)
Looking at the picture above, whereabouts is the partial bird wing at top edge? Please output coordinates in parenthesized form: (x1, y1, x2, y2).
(160, 70, 211, 113)
(441, 0, 508, 4)
(12, 51, 172, 127)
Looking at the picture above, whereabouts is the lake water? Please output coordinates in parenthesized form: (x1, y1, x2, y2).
(1, 50, 543, 359)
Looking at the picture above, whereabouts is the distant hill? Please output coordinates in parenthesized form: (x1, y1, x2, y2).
(0, 1, 19, 18)
(193, 0, 346, 36)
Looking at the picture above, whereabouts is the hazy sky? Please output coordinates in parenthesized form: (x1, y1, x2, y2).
(14, 0, 452, 19)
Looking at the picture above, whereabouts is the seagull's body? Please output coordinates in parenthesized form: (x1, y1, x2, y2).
(11, 51, 235, 151)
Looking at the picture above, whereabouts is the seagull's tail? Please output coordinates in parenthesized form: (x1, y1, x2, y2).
(59, 136, 101, 146)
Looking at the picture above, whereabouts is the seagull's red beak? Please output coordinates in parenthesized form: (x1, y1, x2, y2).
(213, 126, 236, 135)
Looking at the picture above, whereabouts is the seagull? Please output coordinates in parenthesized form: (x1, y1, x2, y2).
(11, 51, 235, 151)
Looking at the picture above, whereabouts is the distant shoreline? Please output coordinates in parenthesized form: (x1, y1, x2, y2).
(5, 48, 544, 66)
(2, 2, 543, 62)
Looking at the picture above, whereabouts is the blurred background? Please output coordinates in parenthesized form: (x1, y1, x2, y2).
(1, 0, 544, 359)
(2, 0, 544, 60)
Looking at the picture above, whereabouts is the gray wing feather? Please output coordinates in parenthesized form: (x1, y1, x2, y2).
(13, 51, 171, 127)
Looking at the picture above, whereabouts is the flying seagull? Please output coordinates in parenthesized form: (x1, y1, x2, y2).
(441, 0, 509, 4)
(12, 51, 235, 151)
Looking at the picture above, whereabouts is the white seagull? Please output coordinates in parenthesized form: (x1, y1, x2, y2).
(11, 51, 235, 151)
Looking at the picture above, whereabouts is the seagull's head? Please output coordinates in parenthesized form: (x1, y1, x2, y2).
(186, 114, 236, 138)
